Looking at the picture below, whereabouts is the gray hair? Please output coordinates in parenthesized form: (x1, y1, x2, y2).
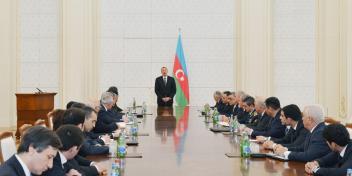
(236, 91, 246, 98)
(304, 104, 325, 123)
(255, 97, 266, 108)
(241, 94, 249, 101)
(101, 92, 114, 105)
(213, 91, 222, 97)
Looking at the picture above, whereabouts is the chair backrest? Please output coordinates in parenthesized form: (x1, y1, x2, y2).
(19, 124, 32, 137)
(47, 116, 53, 130)
(324, 117, 340, 125)
(34, 119, 47, 127)
(0, 131, 16, 164)
(345, 123, 352, 139)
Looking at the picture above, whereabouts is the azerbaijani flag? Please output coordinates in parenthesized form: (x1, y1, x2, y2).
(173, 34, 189, 106)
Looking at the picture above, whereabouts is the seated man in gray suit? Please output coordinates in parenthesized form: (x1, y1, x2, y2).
(0, 126, 61, 176)
(305, 123, 352, 176)
(275, 105, 331, 162)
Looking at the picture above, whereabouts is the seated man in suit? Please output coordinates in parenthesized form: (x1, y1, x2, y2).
(220, 92, 237, 120)
(244, 97, 286, 139)
(217, 91, 233, 115)
(245, 97, 270, 131)
(305, 123, 352, 176)
(42, 125, 84, 176)
(94, 92, 125, 133)
(233, 90, 246, 116)
(212, 90, 222, 109)
(262, 104, 309, 149)
(275, 105, 331, 162)
(237, 95, 256, 124)
(80, 106, 110, 156)
(0, 126, 61, 176)
(107, 86, 123, 113)
(61, 107, 106, 175)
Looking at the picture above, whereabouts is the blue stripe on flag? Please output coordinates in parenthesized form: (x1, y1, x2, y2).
(176, 35, 188, 77)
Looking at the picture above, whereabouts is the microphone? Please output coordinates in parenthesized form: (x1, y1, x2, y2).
(36, 88, 43, 94)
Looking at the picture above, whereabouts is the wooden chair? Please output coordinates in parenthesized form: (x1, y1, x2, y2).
(346, 123, 352, 129)
(0, 131, 16, 163)
(19, 124, 32, 137)
(34, 119, 47, 127)
(324, 117, 340, 124)
(47, 116, 53, 130)
(345, 123, 352, 139)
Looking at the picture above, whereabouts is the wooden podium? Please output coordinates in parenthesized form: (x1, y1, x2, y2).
(15, 93, 56, 137)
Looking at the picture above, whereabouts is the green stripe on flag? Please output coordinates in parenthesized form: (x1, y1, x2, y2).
(174, 79, 188, 106)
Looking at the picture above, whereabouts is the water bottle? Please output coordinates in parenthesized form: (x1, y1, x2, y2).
(233, 115, 239, 133)
(229, 115, 234, 132)
(118, 159, 126, 175)
(142, 101, 147, 114)
(241, 132, 251, 158)
(212, 108, 219, 124)
(132, 97, 136, 113)
(109, 140, 117, 157)
(347, 169, 352, 176)
(131, 114, 138, 136)
(110, 160, 120, 176)
(117, 130, 126, 158)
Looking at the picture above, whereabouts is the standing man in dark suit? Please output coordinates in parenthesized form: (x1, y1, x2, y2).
(0, 126, 62, 176)
(155, 67, 176, 107)
(305, 123, 352, 176)
(275, 105, 330, 162)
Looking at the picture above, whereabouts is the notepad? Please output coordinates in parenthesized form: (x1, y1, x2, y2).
(218, 121, 230, 127)
(225, 153, 241, 158)
(209, 127, 230, 132)
(266, 153, 289, 161)
(126, 140, 139, 146)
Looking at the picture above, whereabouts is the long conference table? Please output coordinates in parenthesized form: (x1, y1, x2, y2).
(88, 106, 307, 176)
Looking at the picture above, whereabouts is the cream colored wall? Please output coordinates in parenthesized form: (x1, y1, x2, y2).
(61, 0, 100, 105)
(0, 0, 18, 128)
(316, 0, 351, 118)
(235, 0, 272, 97)
(1, 0, 352, 127)
(348, 0, 352, 118)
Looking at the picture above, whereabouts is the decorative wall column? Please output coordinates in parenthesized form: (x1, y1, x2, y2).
(235, 0, 272, 97)
(346, 0, 352, 118)
(0, 0, 18, 127)
(61, 0, 100, 105)
(316, 0, 348, 118)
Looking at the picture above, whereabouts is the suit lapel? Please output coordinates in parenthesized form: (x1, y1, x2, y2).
(337, 143, 352, 167)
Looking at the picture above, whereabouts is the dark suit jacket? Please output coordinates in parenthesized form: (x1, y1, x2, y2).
(288, 122, 331, 162)
(314, 142, 352, 176)
(154, 76, 176, 106)
(67, 155, 99, 176)
(237, 110, 256, 124)
(94, 106, 120, 133)
(0, 155, 26, 176)
(42, 153, 73, 176)
(272, 120, 309, 148)
(111, 104, 123, 113)
(79, 133, 109, 157)
(246, 112, 271, 131)
(251, 111, 286, 138)
(220, 104, 234, 117)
